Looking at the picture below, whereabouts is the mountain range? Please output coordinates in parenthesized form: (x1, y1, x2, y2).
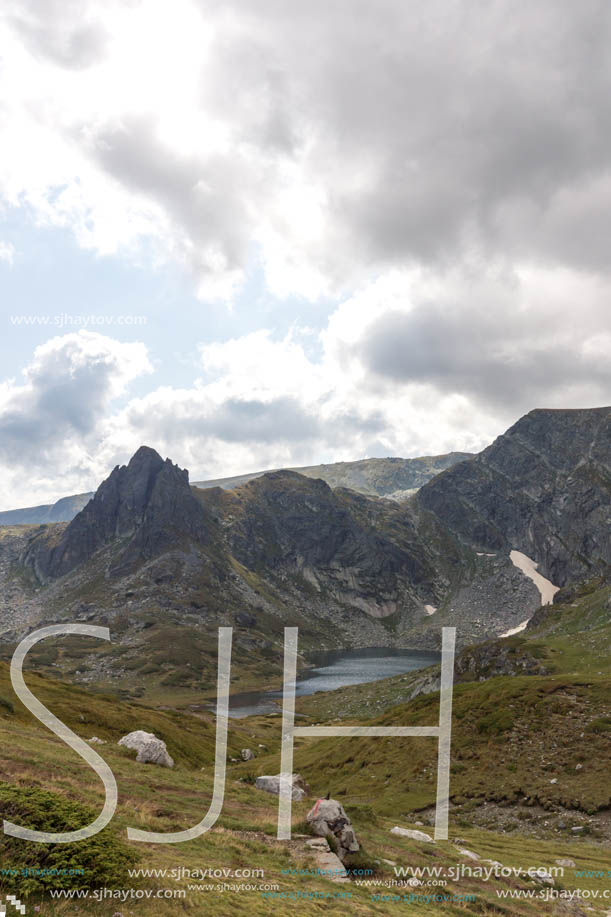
(0, 406, 608, 704)
(0, 451, 472, 526)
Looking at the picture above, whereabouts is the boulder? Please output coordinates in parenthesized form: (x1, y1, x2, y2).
(118, 730, 174, 767)
(457, 848, 480, 860)
(241, 748, 256, 761)
(390, 826, 433, 843)
(255, 773, 309, 801)
(306, 798, 359, 863)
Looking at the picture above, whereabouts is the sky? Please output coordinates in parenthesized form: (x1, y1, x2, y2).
(0, 0, 610, 509)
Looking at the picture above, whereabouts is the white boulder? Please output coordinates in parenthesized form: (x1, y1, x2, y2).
(390, 826, 434, 843)
(118, 730, 174, 768)
(255, 773, 309, 800)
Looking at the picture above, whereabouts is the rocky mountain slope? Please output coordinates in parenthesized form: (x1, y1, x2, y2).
(0, 452, 472, 526)
(193, 451, 472, 500)
(416, 407, 610, 587)
(0, 492, 91, 525)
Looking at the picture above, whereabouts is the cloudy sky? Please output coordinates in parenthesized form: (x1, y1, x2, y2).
(1, 0, 610, 508)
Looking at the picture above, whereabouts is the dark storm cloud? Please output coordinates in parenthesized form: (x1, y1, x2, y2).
(211, 397, 320, 443)
(189, 0, 611, 277)
(125, 394, 386, 447)
(5, 0, 611, 283)
(89, 117, 253, 275)
(0, 336, 140, 464)
(359, 304, 611, 412)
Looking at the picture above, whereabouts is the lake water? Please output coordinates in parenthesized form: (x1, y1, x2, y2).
(227, 646, 440, 718)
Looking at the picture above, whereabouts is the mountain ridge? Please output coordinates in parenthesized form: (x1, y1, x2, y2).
(0, 452, 472, 526)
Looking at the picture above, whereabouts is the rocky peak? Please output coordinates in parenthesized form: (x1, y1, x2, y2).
(416, 406, 611, 585)
(26, 446, 208, 581)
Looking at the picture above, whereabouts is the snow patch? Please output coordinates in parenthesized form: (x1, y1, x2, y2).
(509, 550, 559, 605)
(500, 619, 529, 638)
(500, 551, 560, 638)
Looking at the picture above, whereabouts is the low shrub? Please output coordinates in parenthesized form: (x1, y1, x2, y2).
(0, 784, 139, 897)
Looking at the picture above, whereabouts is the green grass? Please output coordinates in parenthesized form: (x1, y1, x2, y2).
(0, 578, 610, 913)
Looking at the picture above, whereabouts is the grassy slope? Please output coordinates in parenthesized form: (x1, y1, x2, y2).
(1, 672, 610, 916)
(1, 582, 611, 915)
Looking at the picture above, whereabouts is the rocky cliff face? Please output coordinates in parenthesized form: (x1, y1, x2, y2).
(213, 470, 440, 619)
(25, 446, 208, 582)
(415, 407, 611, 586)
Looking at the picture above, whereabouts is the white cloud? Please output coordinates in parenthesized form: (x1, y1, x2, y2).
(0, 331, 151, 507)
(1, 252, 610, 509)
(3, 2, 611, 299)
(0, 2, 610, 506)
(0, 242, 15, 264)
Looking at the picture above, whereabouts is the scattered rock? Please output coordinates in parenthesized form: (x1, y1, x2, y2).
(555, 858, 576, 868)
(307, 799, 360, 863)
(532, 868, 555, 886)
(457, 848, 480, 860)
(88, 736, 105, 744)
(390, 827, 433, 843)
(550, 778, 558, 784)
(304, 837, 349, 882)
(241, 748, 256, 761)
(255, 773, 309, 801)
(571, 826, 585, 834)
(118, 730, 174, 767)
(236, 611, 257, 627)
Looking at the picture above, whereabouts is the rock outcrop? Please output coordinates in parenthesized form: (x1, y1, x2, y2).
(255, 773, 310, 801)
(306, 798, 360, 862)
(390, 826, 433, 842)
(416, 407, 611, 586)
(25, 446, 208, 581)
(118, 730, 174, 767)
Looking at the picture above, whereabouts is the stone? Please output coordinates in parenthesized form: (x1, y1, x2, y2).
(307, 798, 360, 863)
(532, 868, 555, 886)
(457, 848, 480, 860)
(236, 611, 257, 628)
(390, 827, 433, 843)
(241, 748, 256, 761)
(555, 858, 576, 868)
(88, 736, 105, 744)
(118, 730, 174, 767)
(571, 826, 585, 834)
(304, 838, 349, 883)
(255, 773, 309, 801)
